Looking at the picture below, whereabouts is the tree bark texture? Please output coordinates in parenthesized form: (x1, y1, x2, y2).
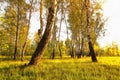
(28, 0, 57, 65)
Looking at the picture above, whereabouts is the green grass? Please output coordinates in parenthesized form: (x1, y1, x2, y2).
(0, 56, 120, 80)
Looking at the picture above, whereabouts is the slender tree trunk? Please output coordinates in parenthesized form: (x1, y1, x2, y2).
(28, 0, 57, 65)
(58, 22, 62, 58)
(9, 29, 12, 58)
(80, 35, 84, 57)
(70, 39, 75, 58)
(64, 9, 69, 40)
(57, 1, 65, 58)
(58, 25, 62, 58)
(64, 13, 70, 56)
(38, 0, 44, 40)
(58, 8, 64, 58)
(58, 45, 62, 58)
(78, 33, 84, 58)
(85, 0, 97, 62)
(14, 0, 20, 60)
(51, 44, 55, 59)
(21, 42, 26, 61)
(70, 45, 75, 58)
(21, 0, 34, 61)
(51, 24, 57, 59)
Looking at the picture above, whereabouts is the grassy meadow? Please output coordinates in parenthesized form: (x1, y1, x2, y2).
(0, 56, 120, 80)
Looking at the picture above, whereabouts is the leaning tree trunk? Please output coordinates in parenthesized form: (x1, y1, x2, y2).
(28, 0, 57, 65)
(85, 0, 97, 62)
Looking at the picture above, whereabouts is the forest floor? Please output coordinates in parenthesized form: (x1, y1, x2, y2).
(0, 56, 120, 80)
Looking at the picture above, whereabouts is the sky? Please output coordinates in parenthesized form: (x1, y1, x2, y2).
(98, 0, 120, 47)
(29, 0, 120, 47)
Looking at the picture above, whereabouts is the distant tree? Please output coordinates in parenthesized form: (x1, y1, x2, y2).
(104, 42, 120, 56)
(67, 0, 87, 58)
(13, 0, 20, 60)
(0, 29, 9, 55)
(67, 0, 106, 61)
(51, 25, 57, 59)
(1, 0, 30, 60)
(21, 0, 34, 61)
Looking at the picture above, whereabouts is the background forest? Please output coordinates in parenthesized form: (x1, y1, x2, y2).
(0, 0, 120, 59)
(0, 0, 120, 80)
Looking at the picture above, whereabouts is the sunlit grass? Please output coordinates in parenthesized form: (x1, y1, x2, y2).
(0, 56, 120, 80)
(98, 57, 120, 65)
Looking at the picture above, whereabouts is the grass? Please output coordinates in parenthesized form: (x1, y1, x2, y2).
(0, 56, 120, 80)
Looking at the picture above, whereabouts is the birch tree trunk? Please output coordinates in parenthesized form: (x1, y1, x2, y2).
(14, 0, 20, 60)
(38, 0, 44, 40)
(21, 0, 33, 61)
(85, 0, 97, 62)
(28, 0, 57, 65)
